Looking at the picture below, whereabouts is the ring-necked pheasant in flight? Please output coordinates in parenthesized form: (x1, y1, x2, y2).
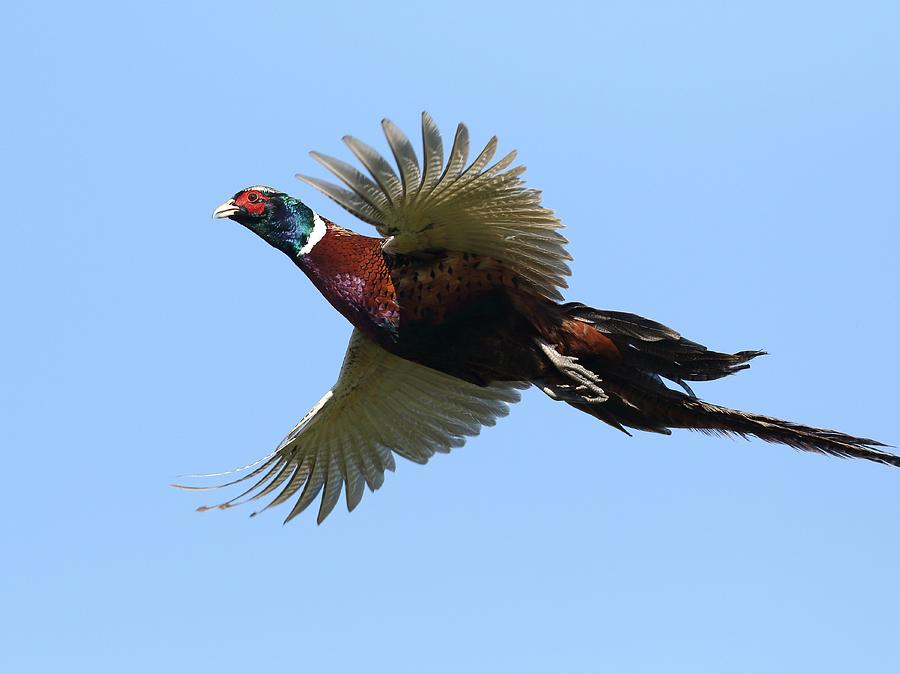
(183, 113, 896, 524)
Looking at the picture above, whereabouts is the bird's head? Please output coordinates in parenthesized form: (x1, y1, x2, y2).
(212, 186, 323, 257)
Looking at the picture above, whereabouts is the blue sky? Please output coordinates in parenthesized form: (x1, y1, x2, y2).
(2, 2, 898, 672)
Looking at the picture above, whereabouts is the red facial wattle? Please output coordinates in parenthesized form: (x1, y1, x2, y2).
(235, 189, 269, 217)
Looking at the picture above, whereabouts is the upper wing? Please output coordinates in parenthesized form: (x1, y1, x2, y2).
(176, 329, 524, 524)
(296, 112, 572, 301)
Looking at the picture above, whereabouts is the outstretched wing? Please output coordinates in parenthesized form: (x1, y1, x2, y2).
(176, 330, 524, 524)
(296, 112, 572, 301)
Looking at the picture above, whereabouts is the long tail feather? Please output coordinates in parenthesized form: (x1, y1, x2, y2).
(603, 378, 898, 467)
(541, 303, 895, 467)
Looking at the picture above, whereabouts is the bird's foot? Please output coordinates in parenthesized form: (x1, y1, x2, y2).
(535, 340, 608, 404)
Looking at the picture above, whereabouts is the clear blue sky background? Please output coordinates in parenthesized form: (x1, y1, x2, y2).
(2, 2, 898, 672)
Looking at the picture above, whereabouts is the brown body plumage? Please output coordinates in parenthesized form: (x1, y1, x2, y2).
(303, 219, 897, 469)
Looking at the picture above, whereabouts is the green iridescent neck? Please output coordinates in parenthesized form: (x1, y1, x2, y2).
(251, 194, 320, 257)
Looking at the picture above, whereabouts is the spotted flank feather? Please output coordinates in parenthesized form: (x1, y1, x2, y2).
(175, 330, 524, 524)
(296, 112, 572, 301)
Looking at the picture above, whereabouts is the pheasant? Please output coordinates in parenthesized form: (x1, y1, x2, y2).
(183, 113, 896, 524)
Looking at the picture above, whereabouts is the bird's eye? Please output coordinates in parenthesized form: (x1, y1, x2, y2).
(246, 192, 260, 203)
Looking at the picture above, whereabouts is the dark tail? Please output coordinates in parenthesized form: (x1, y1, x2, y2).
(542, 303, 897, 467)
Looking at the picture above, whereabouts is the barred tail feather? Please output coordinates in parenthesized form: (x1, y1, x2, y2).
(679, 399, 898, 467)
(563, 369, 898, 467)
(546, 304, 896, 467)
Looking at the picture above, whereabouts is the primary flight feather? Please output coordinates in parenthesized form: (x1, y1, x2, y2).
(180, 113, 895, 524)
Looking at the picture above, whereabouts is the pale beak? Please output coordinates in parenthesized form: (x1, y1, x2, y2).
(212, 199, 241, 219)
